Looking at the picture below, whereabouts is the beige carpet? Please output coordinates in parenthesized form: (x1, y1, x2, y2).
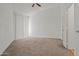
(2, 38, 68, 56)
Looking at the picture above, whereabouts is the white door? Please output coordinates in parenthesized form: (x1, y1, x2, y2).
(24, 16, 29, 37)
(67, 4, 74, 48)
(15, 13, 25, 39)
(62, 11, 68, 48)
(14, 12, 29, 39)
(62, 4, 74, 48)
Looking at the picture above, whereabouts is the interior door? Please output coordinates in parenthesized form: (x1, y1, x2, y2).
(67, 4, 74, 48)
(15, 13, 25, 39)
(62, 11, 68, 48)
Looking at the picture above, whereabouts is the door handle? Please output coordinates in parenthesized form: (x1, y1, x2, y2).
(76, 30, 79, 33)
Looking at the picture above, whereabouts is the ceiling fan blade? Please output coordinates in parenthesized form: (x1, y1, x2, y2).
(32, 4, 35, 7)
(36, 3, 41, 7)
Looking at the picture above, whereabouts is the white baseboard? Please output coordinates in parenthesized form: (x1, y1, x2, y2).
(28, 36, 61, 39)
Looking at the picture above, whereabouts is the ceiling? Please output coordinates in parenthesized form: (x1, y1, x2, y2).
(0, 3, 72, 16)
(12, 3, 72, 16)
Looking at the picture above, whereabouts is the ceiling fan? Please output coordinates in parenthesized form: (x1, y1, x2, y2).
(32, 3, 41, 7)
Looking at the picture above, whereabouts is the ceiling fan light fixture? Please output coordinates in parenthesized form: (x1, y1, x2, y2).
(32, 4, 35, 7)
(32, 3, 41, 7)
(36, 3, 41, 7)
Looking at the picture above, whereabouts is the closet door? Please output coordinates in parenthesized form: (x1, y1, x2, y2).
(67, 4, 74, 48)
(62, 11, 68, 48)
(15, 13, 25, 39)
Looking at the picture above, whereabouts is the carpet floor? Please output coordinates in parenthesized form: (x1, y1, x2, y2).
(2, 38, 68, 56)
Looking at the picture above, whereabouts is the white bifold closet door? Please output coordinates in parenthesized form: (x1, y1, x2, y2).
(62, 11, 68, 48)
(15, 12, 29, 39)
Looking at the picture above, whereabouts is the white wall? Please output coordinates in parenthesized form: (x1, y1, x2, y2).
(0, 4, 15, 55)
(0, 4, 29, 55)
(29, 7, 62, 39)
